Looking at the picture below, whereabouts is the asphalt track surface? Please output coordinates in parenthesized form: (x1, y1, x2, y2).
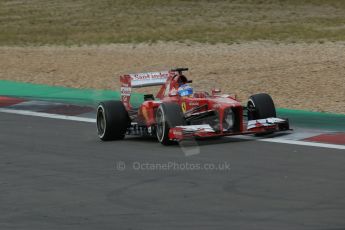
(1, 112, 345, 230)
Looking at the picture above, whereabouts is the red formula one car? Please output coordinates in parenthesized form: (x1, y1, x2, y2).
(96, 68, 290, 145)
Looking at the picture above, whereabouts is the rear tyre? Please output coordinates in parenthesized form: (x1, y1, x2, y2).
(97, 101, 130, 141)
(247, 93, 276, 136)
(156, 103, 186, 145)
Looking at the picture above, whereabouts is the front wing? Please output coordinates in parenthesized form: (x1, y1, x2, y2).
(168, 117, 290, 141)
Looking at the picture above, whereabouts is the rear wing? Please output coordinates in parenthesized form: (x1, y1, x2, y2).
(120, 70, 174, 109)
(123, 71, 170, 88)
(119, 68, 189, 110)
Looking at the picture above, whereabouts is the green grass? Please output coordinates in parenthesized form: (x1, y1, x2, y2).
(1, 0, 345, 45)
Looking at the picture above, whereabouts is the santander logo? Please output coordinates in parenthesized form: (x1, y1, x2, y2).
(130, 72, 169, 81)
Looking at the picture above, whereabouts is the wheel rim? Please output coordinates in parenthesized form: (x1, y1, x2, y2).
(247, 99, 256, 120)
(97, 106, 106, 138)
(156, 107, 165, 142)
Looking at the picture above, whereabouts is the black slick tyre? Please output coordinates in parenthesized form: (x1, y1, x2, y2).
(247, 93, 276, 120)
(247, 93, 276, 136)
(97, 101, 130, 141)
(155, 103, 186, 145)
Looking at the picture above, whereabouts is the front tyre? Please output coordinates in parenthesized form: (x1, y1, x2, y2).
(247, 93, 276, 120)
(97, 101, 130, 141)
(247, 93, 276, 136)
(156, 103, 186, 145)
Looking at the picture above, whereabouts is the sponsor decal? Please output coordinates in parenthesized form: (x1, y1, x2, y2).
(130, 71, 170, 87)
(172, 129, 183, 136)
(176, 124, 215, 132)
(214, 97, 238, 104)
(188, 102, 199, 106)
(121, 87, 131, 96)
(247, 118, 285, 129)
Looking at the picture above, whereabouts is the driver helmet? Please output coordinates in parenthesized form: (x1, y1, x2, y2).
(178, 84, 193, 97)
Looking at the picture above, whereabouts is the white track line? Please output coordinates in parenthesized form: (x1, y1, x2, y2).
(0, 108, 344, 150)
(0, 108, 96, 123)
(258, 138, 345, 150)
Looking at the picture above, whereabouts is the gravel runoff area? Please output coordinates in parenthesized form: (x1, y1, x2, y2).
(0, 42, 344, 114)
